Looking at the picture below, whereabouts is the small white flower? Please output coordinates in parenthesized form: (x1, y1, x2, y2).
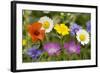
(76, 29, 89, 45)
(39, 16, 54, 33)
(60, 13, 64, 16)
(24, 10, 32, 15)
(43, 11, 50, 14)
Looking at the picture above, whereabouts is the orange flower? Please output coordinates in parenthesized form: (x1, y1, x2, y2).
(27, 22, 45, 42)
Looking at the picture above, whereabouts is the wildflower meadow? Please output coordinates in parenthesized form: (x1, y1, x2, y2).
(22, 10, 91, 62)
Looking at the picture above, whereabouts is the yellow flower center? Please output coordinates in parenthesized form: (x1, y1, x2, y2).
(79, 34, 86, 41)
(43, 21, 50, 29)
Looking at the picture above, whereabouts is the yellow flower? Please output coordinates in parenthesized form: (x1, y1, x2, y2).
(22, 39, 27, 46)
(54, 24, 70, 36)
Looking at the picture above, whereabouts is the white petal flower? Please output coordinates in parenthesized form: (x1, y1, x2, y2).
(43, 11, 50, 14)
(76, 29, 89, 45)
(39, 16, 54, 33)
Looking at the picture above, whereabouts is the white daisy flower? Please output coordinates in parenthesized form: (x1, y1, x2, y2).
(39, 16, 54, 33)
(76, 29, 89, 45)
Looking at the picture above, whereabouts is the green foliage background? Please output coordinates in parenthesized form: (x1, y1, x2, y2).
(22, 10, 91, 63)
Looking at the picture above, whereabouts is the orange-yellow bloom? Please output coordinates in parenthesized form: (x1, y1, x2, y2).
(27, 22, 45, 42)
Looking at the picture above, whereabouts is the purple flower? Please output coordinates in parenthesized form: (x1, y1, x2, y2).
(70, 23, 82, 36)
(86, 21, 91, 33)
(43, 42, 61, 56)
(27, 47, 42, 59)
(64, 41, 81, 54)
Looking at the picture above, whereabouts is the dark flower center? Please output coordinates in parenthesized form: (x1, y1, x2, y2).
(34, 31, 40, 35)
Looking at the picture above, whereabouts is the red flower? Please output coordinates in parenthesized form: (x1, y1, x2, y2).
(27, 22, 45, 42)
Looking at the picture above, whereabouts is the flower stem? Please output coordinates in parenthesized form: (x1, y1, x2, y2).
(36, 53, 44, 62)
(61, 36, 64, 47)
(46, 34, 49, 42)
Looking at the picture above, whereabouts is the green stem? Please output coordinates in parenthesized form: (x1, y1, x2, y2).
(35, 53, 44, 62)
(61, 36, 64, 48)
(46, 34, 49, 42)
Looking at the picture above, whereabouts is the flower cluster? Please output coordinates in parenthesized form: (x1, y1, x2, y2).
(23, 12, 91, 62)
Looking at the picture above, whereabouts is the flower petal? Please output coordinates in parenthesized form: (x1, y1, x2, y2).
(32, 22, 42, 30)
(37, 30, 45, 40)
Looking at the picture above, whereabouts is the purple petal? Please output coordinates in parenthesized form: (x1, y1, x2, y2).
(27, 47, 42, 59)
(64, 41, 81, 54)
(70, 23, 82, 36)
(86, 21, 91, 33)
(43, 42, 61, 56)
